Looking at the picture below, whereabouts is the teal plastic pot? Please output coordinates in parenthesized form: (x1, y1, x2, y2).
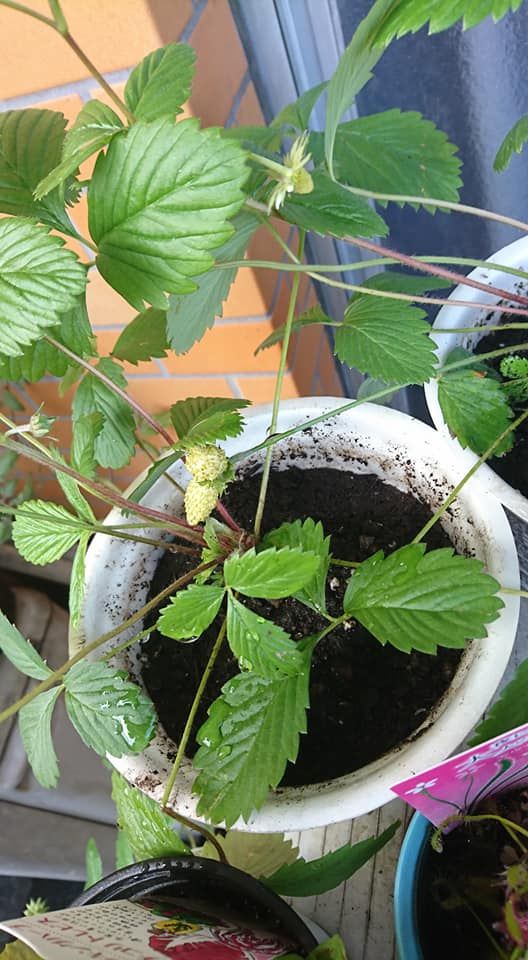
(394, 813, 431, 960)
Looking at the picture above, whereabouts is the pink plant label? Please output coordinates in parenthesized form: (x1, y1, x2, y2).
(391, 722, 528, 826)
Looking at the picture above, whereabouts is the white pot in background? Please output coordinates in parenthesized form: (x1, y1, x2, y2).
(82, 399, 520, 832)
(424, 234, 528, 521)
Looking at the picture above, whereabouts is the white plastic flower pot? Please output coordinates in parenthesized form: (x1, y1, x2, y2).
(424, 234, 528, 521)
(82, 399, 520, 832)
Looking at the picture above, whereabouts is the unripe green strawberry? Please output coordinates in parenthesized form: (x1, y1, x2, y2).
(185, 444, 228, 483)
(184, 478, 219, 525)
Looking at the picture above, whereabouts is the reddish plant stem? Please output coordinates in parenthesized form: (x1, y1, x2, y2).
(215, 499, 242, 532)
(349, 236, 528, 308)
(45, 336, 174, 446)
(1, 434, 204, 545)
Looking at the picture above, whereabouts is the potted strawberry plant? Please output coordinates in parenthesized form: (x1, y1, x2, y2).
(0, 0, 526, 842)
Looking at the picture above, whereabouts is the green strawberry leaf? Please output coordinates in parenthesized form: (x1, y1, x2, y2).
(64, 662, 157, 758)
(261, 518, 331, 613)
(265, 821, 399, 896)
(200, 831, 299, 877)
(19, 688, 62, 789)
(344, 544, 503, 654)
(194, 654, 312, 826)
(469, 660, 528, 746)
(71, 412, 104, 479)
(115, 829, 134, 869)
(112, 771, 189, 860)
(306, 936, 347, 960)
(227, 594, 304, 677)
(167, 211, 257, 354)
(324, 0, 394, 175)
(0, 610, 51, 680)
(88, 118, 248, 309)
(69, 534, 90, 630)
(282, 170, 387, 239)
(438, 356, 515, 456)
(170, 396, 250, 447)
(0, 218, 86, 357)
(335, 294, 436, 384)
(224, 547, 321, 599)
(35, 101, 124, 199)
(157, 583, 225, 641)
(0, 108, 78, 233)
(84, 837, 104, 890)
(0, 293, 95, 382)
(72, 357, 136, 469)
(312, 110, 461, 210)
(256, 306, 332, 354)
(127, 449, 183, 504)
(125, 43, 196, 121)
(495, 115, 528, 171)
(112, 308, 169, 364)
(370, 0, 524, 47)
(273, 82, 328, 132)
(12, 500, 92, 564)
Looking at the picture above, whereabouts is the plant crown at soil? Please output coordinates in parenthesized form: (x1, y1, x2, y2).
(0, 0, 527, 849)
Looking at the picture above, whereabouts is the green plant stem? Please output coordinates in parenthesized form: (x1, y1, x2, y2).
(48, 0, 67, 32)
(253, 230, 306, 539)
(218, 260, 528, 318)
(412, 409, 528, 545)
(246, 196, 528, 303)
(462, 900, 508, 960)
(220, 254, 528, 284)
(248, 151, 288, 178)
(161, 618, 227, 808)
(435, 324, 528, 334)
(348, 235, 528, 308)
(305, 272, 528, 318)
(162, 807, 227, 864)
(344, 184, 528, 235)
(0, 560, 216, 727)
(0, 0, 55, 28)
(437, 812, 528, 842)
(101, 626, 151, 661)
(233, 342, 528, 465)
(96, 525, 199, 555)
(0, 0, 134, 123)
(257, 212, 300, 263)
(501, 588, 528, 598)
(45, 336, 174, 446)
(332, 558, 360, 568)
(0, 504, 197, 554)
(61, 32, 135, 123)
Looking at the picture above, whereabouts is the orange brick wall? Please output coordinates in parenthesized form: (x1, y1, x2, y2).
(0, 0, 343, 497)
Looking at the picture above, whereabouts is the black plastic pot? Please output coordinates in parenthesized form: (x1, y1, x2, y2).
(72, 856, 318, 955)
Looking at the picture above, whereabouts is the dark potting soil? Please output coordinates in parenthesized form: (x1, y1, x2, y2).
(418, 789, 528, 959)
(475, 321, 528, 496)
(141, 466, 462, 786)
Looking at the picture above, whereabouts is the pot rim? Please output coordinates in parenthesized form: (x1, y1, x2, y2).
(72, 855, 317, 955)
(394, 813, 429, 960)
(424, 234, 528, 520)
(82, 398, 519, 832)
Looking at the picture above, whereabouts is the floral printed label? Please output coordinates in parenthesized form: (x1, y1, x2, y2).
(391, 722, 528, 826)
(0, 897, 296, 960)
